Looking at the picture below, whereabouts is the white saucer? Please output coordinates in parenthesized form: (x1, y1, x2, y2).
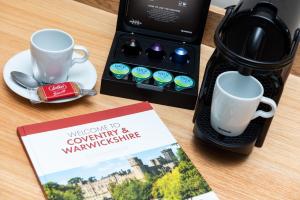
(3, 50, 97, 103)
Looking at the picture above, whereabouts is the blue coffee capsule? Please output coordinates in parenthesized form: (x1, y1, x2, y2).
(131, 66, 152, 83)
(174, 75, 195, 91)
(153, 70, 173, 87)
(171, 47, 189, 64)
(109, 63, 130, 80)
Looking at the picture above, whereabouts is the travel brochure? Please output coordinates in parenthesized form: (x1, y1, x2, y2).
(18, 102, 218, 200)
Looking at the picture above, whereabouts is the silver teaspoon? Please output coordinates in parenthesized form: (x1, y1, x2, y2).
(10, 71, 40, 89)
(10, 71, 97, 97)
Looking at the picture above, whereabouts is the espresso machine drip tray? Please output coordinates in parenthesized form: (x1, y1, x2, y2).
(194, 107, 262, 154)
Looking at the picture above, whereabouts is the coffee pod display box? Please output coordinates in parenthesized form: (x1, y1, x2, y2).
(100, 0, 211, 109)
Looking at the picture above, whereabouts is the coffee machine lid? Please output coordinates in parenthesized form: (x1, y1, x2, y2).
(215, 2, 300, 71)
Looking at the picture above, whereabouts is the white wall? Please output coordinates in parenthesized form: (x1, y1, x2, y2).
(212, 0, 239, 8)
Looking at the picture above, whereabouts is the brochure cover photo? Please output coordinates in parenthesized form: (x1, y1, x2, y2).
(18, 102, 218, 200)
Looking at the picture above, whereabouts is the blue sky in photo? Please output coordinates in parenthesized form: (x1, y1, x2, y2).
(40, 143, 179, 185)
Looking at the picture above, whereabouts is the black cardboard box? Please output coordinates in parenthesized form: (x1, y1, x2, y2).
(100, 0, 211, 109)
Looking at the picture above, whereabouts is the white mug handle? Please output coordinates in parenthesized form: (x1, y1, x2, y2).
(72, 45, 89, 65)
(252, 97, 277, 120)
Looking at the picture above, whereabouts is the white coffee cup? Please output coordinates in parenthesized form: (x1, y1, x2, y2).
(30, 29, 89, 83)
(211, 71, 277, 137)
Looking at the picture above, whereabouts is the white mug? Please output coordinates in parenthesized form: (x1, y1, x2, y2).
(211, 71, 277, 137)
(30, 29, 89, 83)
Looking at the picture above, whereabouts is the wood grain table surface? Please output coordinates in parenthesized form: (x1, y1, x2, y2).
(0, 0, 299, 199)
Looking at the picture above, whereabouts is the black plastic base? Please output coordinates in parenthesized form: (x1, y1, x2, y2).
(100, 31, 200, 110)
(101, 78, 197, 109)
(193, 106, 260, 155)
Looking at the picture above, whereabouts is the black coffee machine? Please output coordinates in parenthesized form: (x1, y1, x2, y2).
(193, 0, 300, 154)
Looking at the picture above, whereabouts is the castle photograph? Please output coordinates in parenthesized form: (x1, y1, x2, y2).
(41, 143, 211, 200)
(80, 148, 178, 200)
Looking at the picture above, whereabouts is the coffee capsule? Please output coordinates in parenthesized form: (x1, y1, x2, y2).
(174, 75, 195, 91)
(122, 39, 142, 57)
(171, 47, 189, 64)
(131, 66, 152, 83)
(153, 70, 173, 87)
(146, 43, 165, 59)
(109, 63, 130, 80)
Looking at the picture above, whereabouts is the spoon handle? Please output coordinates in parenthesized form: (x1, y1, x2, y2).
(80, 89, 97, 96)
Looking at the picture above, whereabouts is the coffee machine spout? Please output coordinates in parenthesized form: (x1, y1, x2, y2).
(238, 67, 253, 76)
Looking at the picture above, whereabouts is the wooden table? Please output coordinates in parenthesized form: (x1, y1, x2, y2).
(0, 0, 299, 199)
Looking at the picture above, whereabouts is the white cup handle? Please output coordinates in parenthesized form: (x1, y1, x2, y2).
(72, 45, 89, 65)
(252, 97, 277, 120)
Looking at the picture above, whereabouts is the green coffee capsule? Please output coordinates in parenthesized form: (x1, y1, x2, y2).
(174, 75, 195, 91)
(109, 63, 130, 80)
(153, 70, 173, 87)
(131, 66, 152, 83)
